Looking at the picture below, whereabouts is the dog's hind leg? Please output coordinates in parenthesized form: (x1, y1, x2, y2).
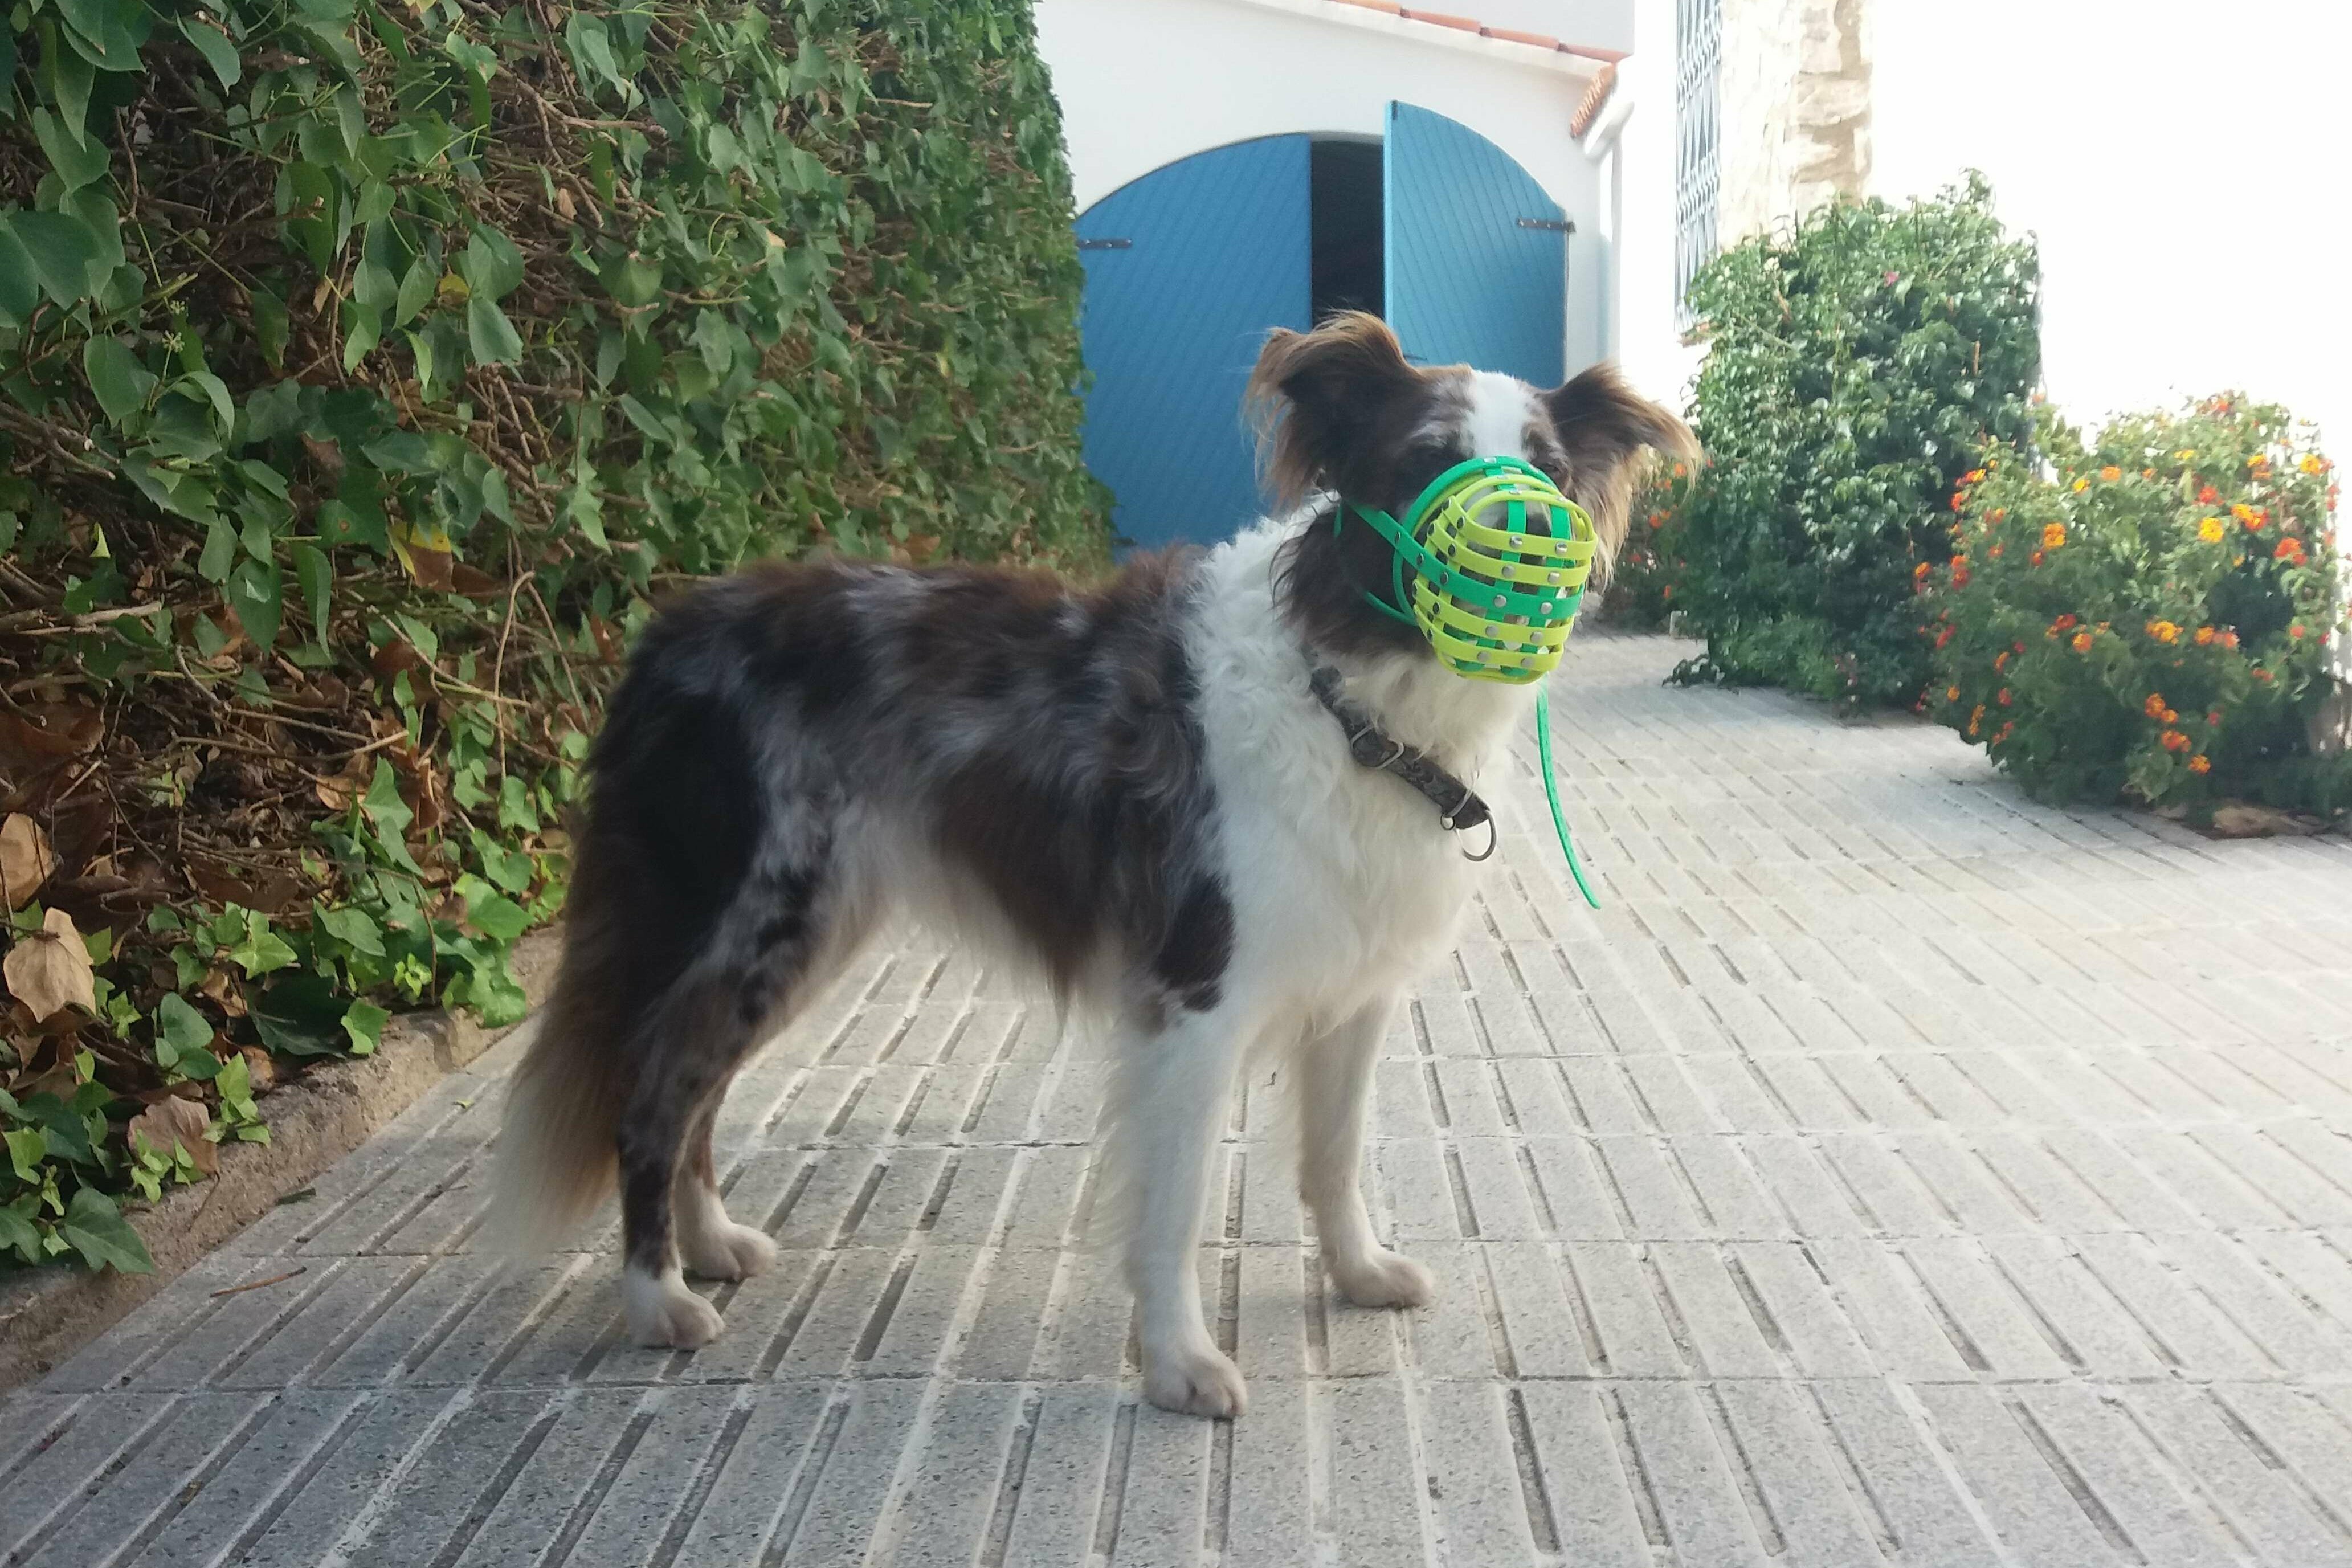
(674, 1086, 779, 1281)
(620, 853, 846, 1348)
(1298, 993, 1433, 1308)
(1107, 998, 1259, 1418)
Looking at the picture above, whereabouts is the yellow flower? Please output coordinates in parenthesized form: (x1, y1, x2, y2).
(2302, 454, 2327, 475)
(2071, 477, 2090, 493)
(2198, 516, 2226, 542)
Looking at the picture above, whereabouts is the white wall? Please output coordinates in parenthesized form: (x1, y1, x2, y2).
(1597, 0, 1702, 405)
(1035, 0, 1616, 373)
(1868, 1, 2352, 461)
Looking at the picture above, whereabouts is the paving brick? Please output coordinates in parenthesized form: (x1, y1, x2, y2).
(26, 634, 2352, 1565)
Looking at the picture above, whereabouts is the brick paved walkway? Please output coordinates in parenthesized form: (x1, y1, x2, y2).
(10, 632, 2352, 1568)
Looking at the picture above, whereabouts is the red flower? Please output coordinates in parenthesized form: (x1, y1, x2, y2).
(2197, 484, 2219, 504)
(1998, 688, 2012, 706)
(2161, 729, 2191, 752)
(1934, 626, 1954, 649)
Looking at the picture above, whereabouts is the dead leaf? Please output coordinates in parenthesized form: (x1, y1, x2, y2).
(198, 965, 249, 1018)
(1, 814, 56, 909)
(3, 908, 97, 1022)
(553, 185, 577, 220)
(450, 562, 503, 598)
(128, 1095, 217, 1177)
(239, 1047, 276, 1093)
(2207, 802, 2324, 839)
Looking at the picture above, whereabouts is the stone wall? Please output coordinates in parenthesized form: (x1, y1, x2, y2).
(1714, 0, 1871, 244)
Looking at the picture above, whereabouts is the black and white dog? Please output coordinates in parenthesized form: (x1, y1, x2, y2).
(495, 313, 1693, 1416)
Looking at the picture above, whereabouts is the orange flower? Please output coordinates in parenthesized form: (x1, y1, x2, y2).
(2253, 667, 2273, 681)
(2029, 549, 2045, 566)
(1934, 626, 1954, 649)
(2197, 484, 2219, 504)
(2275, 537, 2306, 565)
(1950, 562, 1971, 588)
(2233, 503, 2267, 530)
(2194, 626, 2215, 646)
(2052, 613, 2078, 632)
(2042, 522, 2067, 549)
(2071, 631, 2093, 652)
(2291, 623, 2306, 639)
(2099, 466, 2122, 482)
(1913, 561, 1931, 579)
(1995, 651, 2011, 671)
(1950, 491, 1966, 512)
(2162, 708, 2178, 724)
(1990, 508, 2007, 522)
(2143, 693, 2167, 719)
(2161, 729, 2191, 752)
(1994, 721, 2014, 743)
(1968, 705, 1984, 736)
(1989, 544, 2003, 559)
(2218, 630, 2239, 650)
(1946, 684, 1961, 702)
(2188, 754, 2211, 774)
(2146, 620, 2181, 643)
(2198, 516, 2226, 542)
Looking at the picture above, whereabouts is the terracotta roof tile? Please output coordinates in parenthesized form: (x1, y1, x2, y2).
(1568, 60, 1619, 137)
(1312, 0, 1619, 68)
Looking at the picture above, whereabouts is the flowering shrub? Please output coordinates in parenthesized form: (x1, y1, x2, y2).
(1923, 398, 2350, 813)
(1664, 174, 2041, 707)
(1598, 460, 1692, 628)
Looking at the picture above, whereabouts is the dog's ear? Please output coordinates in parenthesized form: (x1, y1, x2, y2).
(1542, 363, 1698, 580)
(1247, 312, 1423, 511)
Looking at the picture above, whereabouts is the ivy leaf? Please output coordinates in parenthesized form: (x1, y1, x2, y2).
(226, 556, 284, 647)
(252, 973, 349, 1057)
(361, 758, 414, 842)
(457, 875, 529, 940)
(0, 226, 40, 322)
(0, 1199, 42, 1265)
(342, 1000, 388, 1056)
(7, 210, 102, 306)
(318, 904, 383, 956)
(198, 516, 238, 584)
(293, 543, 332, 646)
(461, 226, 524, 302)
(466, 296, 522, 366)
(394, 255, 436, 325)
(32, 107, 110, 191)
(83, 336, 154, 424)
(180, 18, 242, 88)
(4, 1126, 46, 1182)
(59, 1187, 153, 1275)
(156, 991, 215, 1059)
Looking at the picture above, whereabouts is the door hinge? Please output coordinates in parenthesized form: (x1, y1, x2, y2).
(1517, 218, 1574, 233)
(1077, 238, 1133, 251)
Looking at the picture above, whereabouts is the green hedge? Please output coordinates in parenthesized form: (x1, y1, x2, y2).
(1665, 175, 2041, 708)
(1, 0, 1102, 1270)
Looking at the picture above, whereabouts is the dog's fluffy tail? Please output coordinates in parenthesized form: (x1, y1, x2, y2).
(487, 884, 637, 1256)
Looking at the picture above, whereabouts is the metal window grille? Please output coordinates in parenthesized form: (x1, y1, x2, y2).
(1674, 0, 1722, 328)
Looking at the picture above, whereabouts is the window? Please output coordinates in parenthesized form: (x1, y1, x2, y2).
(1674, 0, 1722, 328)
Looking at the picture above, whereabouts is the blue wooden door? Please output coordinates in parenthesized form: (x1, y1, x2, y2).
(1383, 104, 1566, 387)
(1076, 137, 1312, 550)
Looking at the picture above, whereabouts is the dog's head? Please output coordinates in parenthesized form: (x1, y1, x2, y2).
(1248, 312, 1696, 659)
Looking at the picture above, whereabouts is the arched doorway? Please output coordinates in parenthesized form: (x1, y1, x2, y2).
(1076, 108, 1571, 552)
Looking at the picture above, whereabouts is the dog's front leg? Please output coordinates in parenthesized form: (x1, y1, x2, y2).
(1300, 994, 1435, 1309)
(1112, 1002, 1252, 1419)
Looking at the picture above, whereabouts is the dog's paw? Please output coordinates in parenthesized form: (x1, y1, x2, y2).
(1142, 1341, 1249, 1419)
(1330, 1248, 1436, 1309)
(681, 1219, 777, 1282)
(624, 1268, 725, 1349)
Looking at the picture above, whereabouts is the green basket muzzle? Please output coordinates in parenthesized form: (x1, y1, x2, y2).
(1350, 455, 1595, 684)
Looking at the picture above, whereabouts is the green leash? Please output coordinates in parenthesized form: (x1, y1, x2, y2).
(1534, 686, 1600, 909)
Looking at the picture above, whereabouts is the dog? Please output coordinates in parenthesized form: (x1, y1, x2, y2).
(492, 312, 1693, 1416)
